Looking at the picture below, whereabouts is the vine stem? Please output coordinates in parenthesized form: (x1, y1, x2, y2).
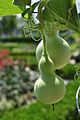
(38, 1, 47, 55)
(41, 30, 47, 54)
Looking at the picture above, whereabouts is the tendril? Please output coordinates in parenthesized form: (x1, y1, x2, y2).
(74, 63, 80, 80)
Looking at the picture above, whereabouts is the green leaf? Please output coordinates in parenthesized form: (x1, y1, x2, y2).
(22, 1, 40, 19)
(22, 8, 30, 19)
(31, 1, 40, 12)
(47, 0, 71, 20)
(0, 0, 22, 16)
(68, 4, 80, 33)
(13, 0, 31, 7)
(43, 0, 80, 33)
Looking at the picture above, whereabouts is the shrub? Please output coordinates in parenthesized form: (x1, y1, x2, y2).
(0, 80, 80, 120)
(56, 64, 76, 80)
(0, 49, 39, 110)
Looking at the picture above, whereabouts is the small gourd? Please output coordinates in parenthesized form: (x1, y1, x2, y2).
(36, 32, 71, 69)
(34, 53, 66, 104)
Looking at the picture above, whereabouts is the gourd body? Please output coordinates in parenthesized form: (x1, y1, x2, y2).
(34, 73, 66, 104)
(36, 33, 71, 69)
(34, 53, 66, 104)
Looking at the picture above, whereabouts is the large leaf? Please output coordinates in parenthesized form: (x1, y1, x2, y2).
(13, 0, 31, 9)
(0, 0, 22, 16)
(22, 1, 40, 19)
(47, 0, 71, 20)
(43, 0, 80, 33)
(13, 0, 31, 6)
(68, 4, 80, 33)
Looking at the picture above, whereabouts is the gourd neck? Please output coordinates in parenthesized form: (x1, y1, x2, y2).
(44, 30, 59, 40)
(38, 52, 54, 75)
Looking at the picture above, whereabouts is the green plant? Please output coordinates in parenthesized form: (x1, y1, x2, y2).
(43, 0, 80, 33)
(0, 49, 38, 110)
(0, 80, 79, 120)
(0, 0, 80, 108)
(34, 52, 66, 104)
(57, 64, 76, 79)
(33, 0, 71, 105)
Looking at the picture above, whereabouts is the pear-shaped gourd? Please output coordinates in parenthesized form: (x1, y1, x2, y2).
(34, 53, 66, 104)
(36, 32, 71, 69)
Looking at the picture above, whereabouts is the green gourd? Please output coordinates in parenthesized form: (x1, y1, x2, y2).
(36, 32, 71, 69)
(34, 53, 66, 104)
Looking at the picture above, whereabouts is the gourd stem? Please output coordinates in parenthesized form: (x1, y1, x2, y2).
(38, 1, 44, 26)
(38, 1, 47, 55)
(52, 104, 55, 111)
(41, 31, 47, 54)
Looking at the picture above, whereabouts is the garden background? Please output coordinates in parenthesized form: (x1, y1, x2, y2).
(0, 0, 80, 120)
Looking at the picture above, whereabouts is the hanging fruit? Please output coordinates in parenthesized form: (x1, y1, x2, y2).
(34, 52, 66, 104)
(36, 31, 71, 69)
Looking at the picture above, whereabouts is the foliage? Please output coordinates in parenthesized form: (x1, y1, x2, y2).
(0, 16, 16, 35)
(43, 0, 80, 32)
(0, 80, 79, 120)
(56, 64, 76, 80)
(0, 0, 80, 34)
(0, 0, 79, 118)
(0, 15, 26, 38)
(0, 49, 39, 110)
(0, 0, 22, 16)
(13, 0, 31, 8)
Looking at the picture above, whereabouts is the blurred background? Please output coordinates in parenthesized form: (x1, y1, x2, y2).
(0, 14, 79, 120)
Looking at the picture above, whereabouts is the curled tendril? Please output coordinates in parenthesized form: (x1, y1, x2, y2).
(74, 63, 80, 80)
(30, 29, 41, 41)
(65, 4, 73, 27)
(23, 16, 41, 40)
(23, 27, 31, 38)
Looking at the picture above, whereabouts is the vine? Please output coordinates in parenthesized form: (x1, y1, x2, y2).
(74, 63, 80, 80)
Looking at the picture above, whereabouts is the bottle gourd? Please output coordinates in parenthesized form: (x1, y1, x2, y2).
(34, 0, 71, 106)
(36, 32, 71, 69)
(34, 52, 66, 104)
